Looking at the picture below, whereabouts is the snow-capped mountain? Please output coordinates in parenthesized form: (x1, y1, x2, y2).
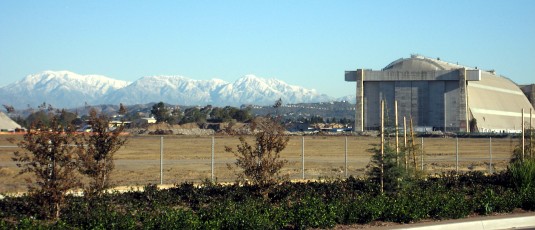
(103, 75, 228, 105)
(0, 71, 130, 108)
(213, 75, 331, 105)
(0, 71, 335, 108)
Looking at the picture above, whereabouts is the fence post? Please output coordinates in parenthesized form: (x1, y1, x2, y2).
(211, 136, 215, 182)
(456, 137, 459, 172)
(489, 137, 493, 174)
(345, 136, 348, 178)
(160, 136, 163, 185)
(302, 136, 305, 180)
(421, 137, 424, 171)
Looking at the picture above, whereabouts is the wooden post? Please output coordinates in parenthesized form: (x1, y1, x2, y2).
(410, 116, 417, 169)
(395, 100, 399, 165)
(404, 116, 407, 169)
(522, 108, 525, 160)
(403, 116, 407, 148)
(380, 100, 385, 194)
(530, 108, 533, 158)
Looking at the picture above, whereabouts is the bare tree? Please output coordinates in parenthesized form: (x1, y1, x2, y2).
(226, 116, 289, 187)
(10, 119, 81, 219)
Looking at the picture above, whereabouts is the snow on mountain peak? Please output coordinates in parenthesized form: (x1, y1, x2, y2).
(0, 71, 334, 108)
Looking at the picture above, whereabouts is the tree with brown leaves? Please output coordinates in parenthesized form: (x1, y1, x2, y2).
(226, 116, 289, 187)
(10, 119, 81, 220)
(76, 113, 127, 198)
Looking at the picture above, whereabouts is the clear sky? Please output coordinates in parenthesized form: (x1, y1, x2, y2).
(1, 1, 534, 98)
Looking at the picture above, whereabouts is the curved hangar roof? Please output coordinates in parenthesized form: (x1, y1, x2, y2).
(467, 73, 533, 132)
(383, 55, 534, 132)
(383, 54, 471, 71)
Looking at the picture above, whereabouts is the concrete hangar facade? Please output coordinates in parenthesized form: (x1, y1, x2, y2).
(345, 55, 534, 133)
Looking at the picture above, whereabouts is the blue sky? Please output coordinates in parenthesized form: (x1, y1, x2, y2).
(1, 1, 534, 98)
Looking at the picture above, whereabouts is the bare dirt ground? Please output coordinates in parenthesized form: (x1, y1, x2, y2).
(0, 134, 519, 193)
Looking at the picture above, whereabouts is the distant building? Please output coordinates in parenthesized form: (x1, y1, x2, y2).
(0, 111, 22, 131)
(345, 55, 534, 133)
(521, 84, 535, 109)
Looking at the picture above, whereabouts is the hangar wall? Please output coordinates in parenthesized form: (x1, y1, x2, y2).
(358, 69, 466, 132)
(346, 55, 534, 133)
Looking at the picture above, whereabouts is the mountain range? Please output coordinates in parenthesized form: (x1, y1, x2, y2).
(0, 71, 351, 109)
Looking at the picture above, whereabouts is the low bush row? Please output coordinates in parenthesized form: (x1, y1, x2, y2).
(1, 171, 534, 229)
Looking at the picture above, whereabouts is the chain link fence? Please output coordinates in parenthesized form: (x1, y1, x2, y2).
(0, 135, 521, 193)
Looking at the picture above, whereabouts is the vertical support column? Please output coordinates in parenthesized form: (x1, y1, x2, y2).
(354, 69, 365, 132)
(458, 69, 469, 132)
(160, 136, 163, 185)
(444, 92, 447, 133)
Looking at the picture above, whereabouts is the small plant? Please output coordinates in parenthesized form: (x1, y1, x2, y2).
(509, 158, 535, 193)
(366, 144, 408, 193)
(225, 116, 289, 188)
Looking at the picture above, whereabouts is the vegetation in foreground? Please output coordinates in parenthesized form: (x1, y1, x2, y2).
(0, 167, 534, 229)
(2, 100, 534, 229)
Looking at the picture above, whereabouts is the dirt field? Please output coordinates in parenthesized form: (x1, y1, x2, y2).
(0, 134, 521, 193)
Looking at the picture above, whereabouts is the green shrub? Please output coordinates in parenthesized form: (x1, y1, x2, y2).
(289, 195, 337, 229)
(342, 194, 385, 224)
(520, 187, 535, 210)
(61, 200, 137, 229)
(509, 159, 535, 193)
(199, 198, 286, 230)
(382, 192, 428, 223)
(143, 208, 200, 230)
(474, 188, 519, 215)
(429, 189, 472, 219)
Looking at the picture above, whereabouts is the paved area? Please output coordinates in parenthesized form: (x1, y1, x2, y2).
(363, 212, 535, 230)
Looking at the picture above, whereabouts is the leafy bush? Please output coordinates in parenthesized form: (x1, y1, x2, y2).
(289, 194, 337, 229)
(2, 171, 535, 229)
(144, 208, 200, 230)
(341, 194, 385, 224)
(198, 198, 286, 230)
(509, 158, 535, 193)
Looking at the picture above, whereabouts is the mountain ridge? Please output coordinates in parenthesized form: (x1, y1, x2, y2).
(0, 70, 354, 109)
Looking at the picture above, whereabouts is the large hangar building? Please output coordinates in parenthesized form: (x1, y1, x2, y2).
(345, 55, 534, 133)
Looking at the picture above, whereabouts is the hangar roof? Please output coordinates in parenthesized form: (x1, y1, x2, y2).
(0, 112, 21, 130)
(383, 55, 473, 71)
(467, 72, 534, 132)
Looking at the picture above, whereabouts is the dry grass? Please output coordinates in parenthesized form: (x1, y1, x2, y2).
(0, 134, 519, 193)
